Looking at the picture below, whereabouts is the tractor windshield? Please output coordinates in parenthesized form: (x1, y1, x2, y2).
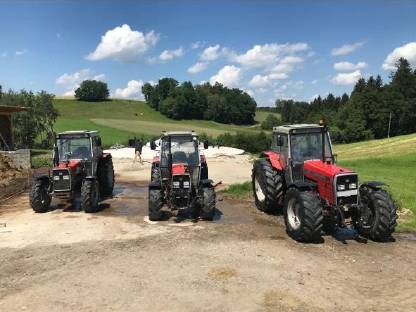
(290, 131, 333, 162)
(161, 136, 199, 167)
(57, 137, 92, 161)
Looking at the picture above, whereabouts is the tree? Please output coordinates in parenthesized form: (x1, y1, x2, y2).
(261, 114, 281, 130)
(75, 80, 109, 101)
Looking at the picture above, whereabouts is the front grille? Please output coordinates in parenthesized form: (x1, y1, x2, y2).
(172, 174, 191, 189)
(53, 169, 71, 191)
(335, 174, 358, 205)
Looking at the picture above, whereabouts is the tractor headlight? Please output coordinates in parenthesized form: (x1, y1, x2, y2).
(63, 175, 70, 180)
(337, 184, 346, 191)
(183, 181, 190, 188)
(349, 183, 357, 189)
(53, 176, 60, 181)
(173, 181, 180, 188)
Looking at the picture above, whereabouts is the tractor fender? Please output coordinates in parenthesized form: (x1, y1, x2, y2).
(84, 176, 98, 181)
(200, 179, 214, 187)
(101, 153, 112, 160)
(287, 181, 317, 192)
(261, 151, 283, 171)
(149, 180, 161, 190)
(34, 175, 50, 186)
(360, 181, 386, 190)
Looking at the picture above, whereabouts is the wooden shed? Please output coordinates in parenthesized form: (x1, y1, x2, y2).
(0, 105, 27, 151)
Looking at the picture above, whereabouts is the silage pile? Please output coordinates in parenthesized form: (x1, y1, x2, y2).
(0, 154, 25, 188)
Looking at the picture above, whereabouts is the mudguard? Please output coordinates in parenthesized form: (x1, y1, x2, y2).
(360, 181, 386, 189)
(287, 181, 317, 191)
(261, 151, 283, 171)
(200, 179, 214, 187)
(34, 175, 50, 186)
(149, 180, 161, 190)
(84, 176, 98, 181)
(101, 153, 112, 160)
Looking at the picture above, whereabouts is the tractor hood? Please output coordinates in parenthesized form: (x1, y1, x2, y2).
(304, 160, 354, 179)
(172, 163, 189, 175)
(57, 160, 82, 170)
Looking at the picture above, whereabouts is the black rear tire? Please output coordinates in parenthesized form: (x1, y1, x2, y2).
(98, 156, 114, 196)
(283, 188, 323, 242)
(82, 179, 100, 213)
(148, 189, 163, 221)
(200, 186, 216, 220)
(150, 164, 161, 184)
(252, 159, 283, 213)
(30, 181, 51, 213)
(357, 186, 397, 241)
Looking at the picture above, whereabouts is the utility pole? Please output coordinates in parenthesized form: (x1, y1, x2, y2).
(387, 112, 392, 138)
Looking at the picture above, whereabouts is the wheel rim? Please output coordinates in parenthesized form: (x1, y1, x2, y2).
(254, 177, 266, 202)
(287, 198, 301, 230)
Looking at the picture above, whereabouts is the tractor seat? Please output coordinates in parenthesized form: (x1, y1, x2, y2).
(173, 151, 188, 163)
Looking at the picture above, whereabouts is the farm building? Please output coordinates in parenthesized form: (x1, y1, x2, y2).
(0, 105, 26, 151)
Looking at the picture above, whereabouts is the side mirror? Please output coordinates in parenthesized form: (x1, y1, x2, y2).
(203, 140, 209, 149)
(97, 137, 102, 147)
(150, 141, 156, 150)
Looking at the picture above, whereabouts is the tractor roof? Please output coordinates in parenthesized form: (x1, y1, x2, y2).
(162, 131, 198, 137)
(57, 130, 99, 138)
(273, 124, 323, 134)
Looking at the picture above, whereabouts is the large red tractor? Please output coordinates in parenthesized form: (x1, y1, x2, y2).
(252, 124, 397, 242)
(148, 131, 215, 221)
(30, 131, 114, 213)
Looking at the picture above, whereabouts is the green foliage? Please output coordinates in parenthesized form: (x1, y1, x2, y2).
(261, 113, 281, 130)
(142, 79, 257, 125)
(220, 181, 252, 198)
(275, 57, 416, 143)
(0, 89, 58, 148)
(216, 131, 271, 153)
(75, 80, 109, 101)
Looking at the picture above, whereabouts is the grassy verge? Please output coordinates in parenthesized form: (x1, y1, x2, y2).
(220, 181, 252, 199)
(31, 149, 52, 168)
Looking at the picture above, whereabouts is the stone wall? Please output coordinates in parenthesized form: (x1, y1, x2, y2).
(0, 149, 31, 169)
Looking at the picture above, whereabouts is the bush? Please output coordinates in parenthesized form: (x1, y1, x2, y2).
(261, 114, 281, 130)
(75, 80, 109, 101)
(216, 132, 271, 154)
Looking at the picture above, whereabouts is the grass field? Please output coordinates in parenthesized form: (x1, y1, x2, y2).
(53, 99, 266, 144)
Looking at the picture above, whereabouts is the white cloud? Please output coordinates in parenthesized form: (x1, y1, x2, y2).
(249, 73, 287, 88)
(86, 24, 159, 62)
(310, 94, 319, 101)
(15, 49, 28, 56)
(334, 61, 368, 71)
(191, 41, 203, 49)
(114, 80, 144, 99)
(209, 65, 242, 88)
(187, 62, 208, 74)
(159, 47, 184, 61)
(382, 42, 416, 70)
(311, 79, 318, 84)
(200, 44, 222, 61)
(331, 70, 362, 85)
(331, 41, 365, 56)
(56, 69, 106, 95)
(233, 43, 308, 68)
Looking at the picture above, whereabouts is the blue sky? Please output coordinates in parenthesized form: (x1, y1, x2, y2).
(0, 0, 416, 106)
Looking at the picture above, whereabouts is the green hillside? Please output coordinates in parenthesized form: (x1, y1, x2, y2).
(53, 99, 265, 145)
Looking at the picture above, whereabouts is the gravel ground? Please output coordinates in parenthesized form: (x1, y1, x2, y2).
(0, 158, 415, 312)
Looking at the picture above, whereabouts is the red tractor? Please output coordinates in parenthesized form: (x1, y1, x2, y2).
(252, 124, 397, 242)
(148, 131, 215, 221)
(30, 131, 114, 213)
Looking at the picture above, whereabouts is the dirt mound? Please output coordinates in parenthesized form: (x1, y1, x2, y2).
(0, 154, 26, 188)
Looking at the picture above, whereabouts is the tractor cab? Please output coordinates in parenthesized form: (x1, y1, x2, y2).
(272, 124, 334, 184)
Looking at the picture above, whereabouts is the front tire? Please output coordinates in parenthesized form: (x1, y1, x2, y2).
(148, 188, 163, 221)
(283, 189, 323, 242)
(252, 159, 283, 213)
(356, 186, 397, 241)
(200, 186, 216, 220)
(30, 181, 51, 213)
(82, 179, 100, 213)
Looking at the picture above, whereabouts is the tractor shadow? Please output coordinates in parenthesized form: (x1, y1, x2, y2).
(50, 192, 111, 213)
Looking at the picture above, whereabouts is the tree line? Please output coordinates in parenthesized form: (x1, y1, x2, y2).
(142, 78, 257, 125)
(276, 58, 416, 143)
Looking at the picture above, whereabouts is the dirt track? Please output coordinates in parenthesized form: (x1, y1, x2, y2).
(1, 157, 416, 312)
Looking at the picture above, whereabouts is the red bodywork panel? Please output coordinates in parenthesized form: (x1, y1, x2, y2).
(172, 163, 188, 175)
(57, 160, 81, 170)
(304, 160, 354, 205)
(264, 152, 354, 205)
